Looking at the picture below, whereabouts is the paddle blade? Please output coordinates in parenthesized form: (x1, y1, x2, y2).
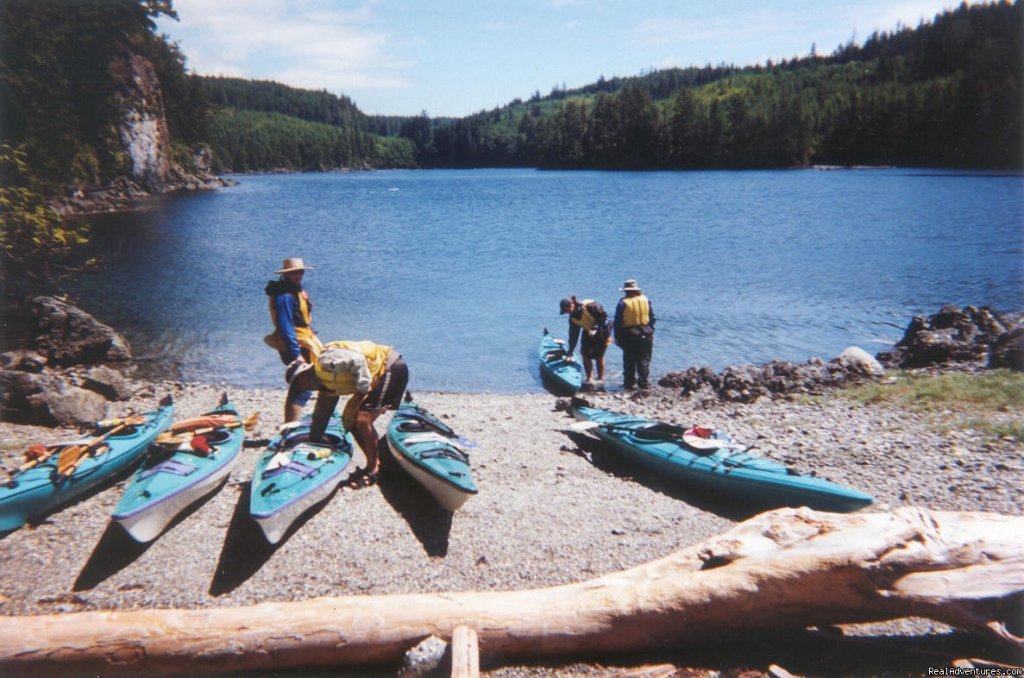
(55, 445, 87, 476)
(241, 413, 260, 431)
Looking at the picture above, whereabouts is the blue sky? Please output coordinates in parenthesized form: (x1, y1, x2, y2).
(157, 0, 977, 118)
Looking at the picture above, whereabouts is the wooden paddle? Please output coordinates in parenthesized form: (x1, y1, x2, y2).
(5, 445, 59, 482)
(153, 413, 259, 447)
(54, 415, 149, 479)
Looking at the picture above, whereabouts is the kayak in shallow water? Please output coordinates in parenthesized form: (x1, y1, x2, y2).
(570, 401, 874, 513)
(112, 394, 251, 542)
(0, 396, 175, 533)
(387, 399, 478, 512)
(249, 416, 354, 544)
(539, 328, 583, 396)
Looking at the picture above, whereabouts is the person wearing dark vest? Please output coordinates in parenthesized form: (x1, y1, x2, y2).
(559, 295, 612, 390)
(265, 257, 324, 421)
(285, 340, 409, 488)
(613, 279, 656, 390)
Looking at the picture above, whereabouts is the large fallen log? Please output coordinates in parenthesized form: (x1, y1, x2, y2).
(1, 507, 1021, 676)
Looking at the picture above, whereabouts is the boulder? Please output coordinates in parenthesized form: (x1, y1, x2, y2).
(989, 327, 1024, 371)
(31, 296, 131, 365)
(28, 384, 108, 426)
(834, 346, 886, 377)
(82, 365, 130, 401)
(0, 370, 107, 426)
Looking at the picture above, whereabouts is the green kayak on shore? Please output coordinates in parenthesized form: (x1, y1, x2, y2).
(571, 401, 874, 513)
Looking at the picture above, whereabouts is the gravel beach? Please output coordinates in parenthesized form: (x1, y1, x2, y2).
(0, 377, 1021, 675)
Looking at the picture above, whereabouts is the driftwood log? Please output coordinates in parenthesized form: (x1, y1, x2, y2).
(0, 507, 1021, 676)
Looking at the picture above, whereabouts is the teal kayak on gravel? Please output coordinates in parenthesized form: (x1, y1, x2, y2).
(0, 396, 175, 533)
(249, 416, 354, 544)
(539, 328, 583, 396)
(570, 401, 874, 513)
(112, 395, 247, 542)
(387, 400, 478, 512)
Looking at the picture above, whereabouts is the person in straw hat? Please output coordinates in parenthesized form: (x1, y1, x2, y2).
(265, 258, 324, 421)
(613, 278, 656, 390)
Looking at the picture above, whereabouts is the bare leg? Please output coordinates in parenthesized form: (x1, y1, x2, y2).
(353, 410, 383, 474)
(284, 400, 304, 424)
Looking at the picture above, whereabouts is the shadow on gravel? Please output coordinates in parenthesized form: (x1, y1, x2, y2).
(562, 430, 764, 522)
(73, 479, 231, 591)
(73, 521, 152, 591)
(209, 479, 342, 596)
(377, 447, 453, 558)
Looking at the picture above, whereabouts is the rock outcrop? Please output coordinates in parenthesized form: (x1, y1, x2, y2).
(661, 305, 1022, 403)
(876, 304, 1021, 370)
(0, 297, 133, 425)
(659, 351, 877, 404)
(51, 50, 235, 216)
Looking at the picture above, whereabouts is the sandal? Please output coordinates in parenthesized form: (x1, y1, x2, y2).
(345, 467, 379, 489)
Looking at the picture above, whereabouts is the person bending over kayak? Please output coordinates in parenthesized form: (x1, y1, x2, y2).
(264, 258, 324, 422)
(613, 279, 655, 390)
(285, 340, 409, 488)
(559, 295, 612, 390)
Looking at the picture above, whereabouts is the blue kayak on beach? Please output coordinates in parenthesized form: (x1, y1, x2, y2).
(570, 401, 874, 513)
(539, 328, 583, 396)
(112, 395, 248, 542)
(0, 396, 175, 533)
(387, 400, 479, 512)
(249, 416, 354, 544)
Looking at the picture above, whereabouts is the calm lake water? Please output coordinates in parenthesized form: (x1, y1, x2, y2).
(71, 168, 1023, 393)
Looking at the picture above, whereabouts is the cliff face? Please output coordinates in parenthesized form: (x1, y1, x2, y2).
(113, 52, 172, 191)
(53, 50, 232, 215)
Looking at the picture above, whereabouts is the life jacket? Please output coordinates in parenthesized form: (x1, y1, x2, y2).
(314, 340, 393, 396)
(620, 294, 651, 328)
(265, 280, 322, 359)
(571, 299, 602, 331)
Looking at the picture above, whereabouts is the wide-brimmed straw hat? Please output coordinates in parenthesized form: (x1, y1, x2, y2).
(274, 258, 314, 274)
(620, 279, 642, 292)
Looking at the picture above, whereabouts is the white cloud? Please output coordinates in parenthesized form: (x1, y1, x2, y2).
(161, 0, 408, 95)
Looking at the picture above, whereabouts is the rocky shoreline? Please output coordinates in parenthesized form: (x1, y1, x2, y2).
(0, 300, 1022, 675)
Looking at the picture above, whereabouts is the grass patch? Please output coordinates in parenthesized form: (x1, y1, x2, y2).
(839, 369, 1024, 442)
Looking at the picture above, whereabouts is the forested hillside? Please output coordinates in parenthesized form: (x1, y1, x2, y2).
(0, 0, 201, 189)
(397, 0, 1021, 169)
(0, 0, 203, 274)
(198, 78, 380, 172)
